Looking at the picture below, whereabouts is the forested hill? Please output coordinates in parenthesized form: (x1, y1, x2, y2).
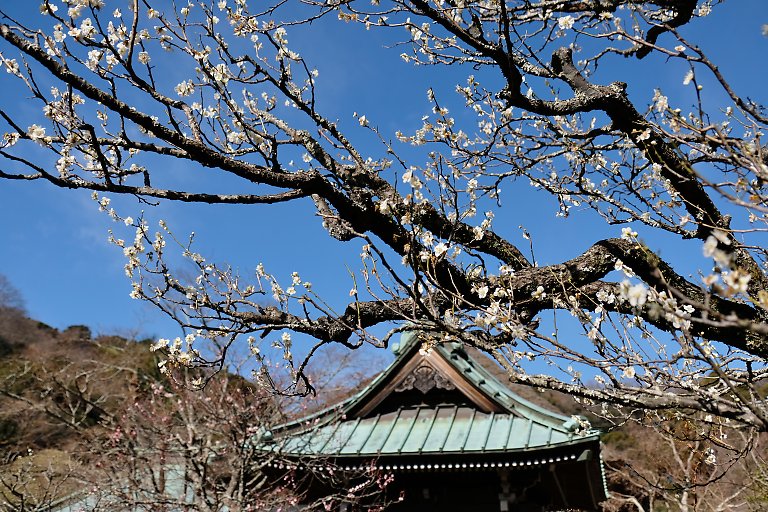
(0, 307, 162, 452)
(0, 303, 166, 508)
(0, 303, 379, 510)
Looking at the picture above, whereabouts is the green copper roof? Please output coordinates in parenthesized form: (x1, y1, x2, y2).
(265, 332, 599, 458)
(272, 405, 589, 457)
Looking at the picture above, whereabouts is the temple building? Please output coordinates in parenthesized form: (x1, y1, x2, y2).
(264, 332, 608, 511)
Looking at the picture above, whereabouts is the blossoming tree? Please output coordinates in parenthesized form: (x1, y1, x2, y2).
(0, 0, 766, 433)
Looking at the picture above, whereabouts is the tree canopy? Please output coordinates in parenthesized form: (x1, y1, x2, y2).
(0, 0, 767, 429)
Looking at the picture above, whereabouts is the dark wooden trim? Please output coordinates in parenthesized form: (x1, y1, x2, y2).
(353, 350, 506, 418)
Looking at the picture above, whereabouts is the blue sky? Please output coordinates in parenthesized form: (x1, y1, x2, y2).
(0, 0, 765, 359)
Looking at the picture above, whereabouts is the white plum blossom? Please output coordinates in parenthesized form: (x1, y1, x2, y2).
(621, 227, 638, 240)
(712, 229, 731, 246)
(621, 282, 648, 308)
(377, 198, 393, 214)
(614, 259, 635, 277)
(702, 235, 731, 266)
(558, 16, 575, 30)
(248, 336, 260, 355)
(703, 236, 718, 257)
(698, 4, 712, 16)
(69, 18, 96, 39)
(227, 131, 247, 145)
(40, 2, 59, 14)
(273, 27, 288, 45)
(653, 89, 669, 112)
(53, 26, 66, 43)
(150, 338, 169, 352)
(86, 49, 102, 71)
(402, 169, 422, 189)
(636, 128, 651, 141)
(3, 132, 20, 147)
(723, 269, 751, 295)
(175, 80, 195, 97)
(211, 63, 231, 84)
(27, 124, 46, 142)
(596, 288, 616, 304)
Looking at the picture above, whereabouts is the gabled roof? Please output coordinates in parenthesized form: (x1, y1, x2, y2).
(265, 332, 600, 458)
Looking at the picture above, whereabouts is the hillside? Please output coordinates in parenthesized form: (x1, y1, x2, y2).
(0, 304, 379, 510)
(0, 309, 161, 450)
(0, 305, 168, 508)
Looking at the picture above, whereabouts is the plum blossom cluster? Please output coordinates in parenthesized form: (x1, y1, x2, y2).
(150, 333, 202, 373)
(701, 230, 753, 298)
